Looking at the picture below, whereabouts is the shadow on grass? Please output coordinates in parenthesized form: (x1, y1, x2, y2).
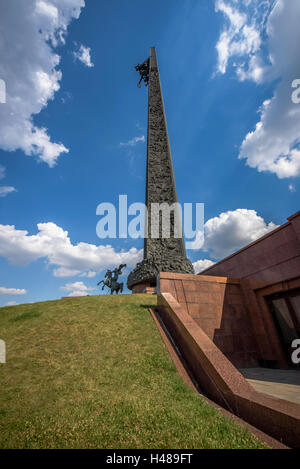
(139, 304, 156, 310)
(10, 311, 42, 322)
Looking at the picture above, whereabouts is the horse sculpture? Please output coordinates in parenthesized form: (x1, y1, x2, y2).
(97, 269, 112, 291)
(97, 264, 126, 295)
(134, 57, 149, 88)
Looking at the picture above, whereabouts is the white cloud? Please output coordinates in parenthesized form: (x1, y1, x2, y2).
(80, 271, 97, 278)
(0, 186, 16, 197)
(53, 267, 81, 277)
(0, 0, 85, 167)
(0, 286, 26, 295)
(193, 259, 216, 274)
(215, 0, 300, 179)
(186, 231, 205, 250)
(53, 267, 98, 278)
(73, 44, 94, 67)
(61, 281, 94, 297)
(215, 0, 262, 76)
(202, 208, 277, 259)
(120, 136, 145, 147)
(0, 165, 16, 195)
(0, 222, 143, 276)
(289, 184, 296, 192)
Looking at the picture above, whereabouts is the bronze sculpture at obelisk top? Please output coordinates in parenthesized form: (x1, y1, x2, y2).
(127, 47, 194, 293)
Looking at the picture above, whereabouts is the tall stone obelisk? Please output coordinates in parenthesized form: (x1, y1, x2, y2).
(127, 47, 194, 292)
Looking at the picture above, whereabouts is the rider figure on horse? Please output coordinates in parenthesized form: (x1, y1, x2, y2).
(97, 264, 127, 295)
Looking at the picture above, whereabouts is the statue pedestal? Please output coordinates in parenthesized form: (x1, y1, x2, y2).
(131, 283, 156, 294)
(127, 255, 194, 293)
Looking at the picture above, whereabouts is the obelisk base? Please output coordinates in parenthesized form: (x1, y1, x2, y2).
(127, 256, 194, 292)
(131, 283, 156, 294)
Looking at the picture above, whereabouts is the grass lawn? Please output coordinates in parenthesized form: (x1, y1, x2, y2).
(0, 294, 267, 449)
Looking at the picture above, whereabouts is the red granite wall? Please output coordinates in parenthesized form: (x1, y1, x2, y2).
(157, 272, 289, 368)
(156, 292, 300, 448)
(132, 283, 155, 294)
(200, 211, 300, 283)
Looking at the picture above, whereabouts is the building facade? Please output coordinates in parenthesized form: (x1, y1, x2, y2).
(198, 210, 300, 368)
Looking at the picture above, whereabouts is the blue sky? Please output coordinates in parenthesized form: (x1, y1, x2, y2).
(0, 0, 299, 305)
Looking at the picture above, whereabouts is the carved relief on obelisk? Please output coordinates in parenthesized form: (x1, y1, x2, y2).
(127, 47, 194, 292)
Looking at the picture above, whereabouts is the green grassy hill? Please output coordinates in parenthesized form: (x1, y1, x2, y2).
(0, 295, 267, 449)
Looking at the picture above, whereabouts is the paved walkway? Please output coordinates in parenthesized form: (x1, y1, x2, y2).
(239, 368, 300, 405)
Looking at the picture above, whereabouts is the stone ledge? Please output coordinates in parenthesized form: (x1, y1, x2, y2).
(127, 256, 194, 289)
(157, 292, 300, 448)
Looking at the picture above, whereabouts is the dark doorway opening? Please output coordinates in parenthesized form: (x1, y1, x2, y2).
(267, 288, 300, 368)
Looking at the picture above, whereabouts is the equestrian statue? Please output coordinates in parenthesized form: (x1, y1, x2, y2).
(97, 264, 127, 295)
